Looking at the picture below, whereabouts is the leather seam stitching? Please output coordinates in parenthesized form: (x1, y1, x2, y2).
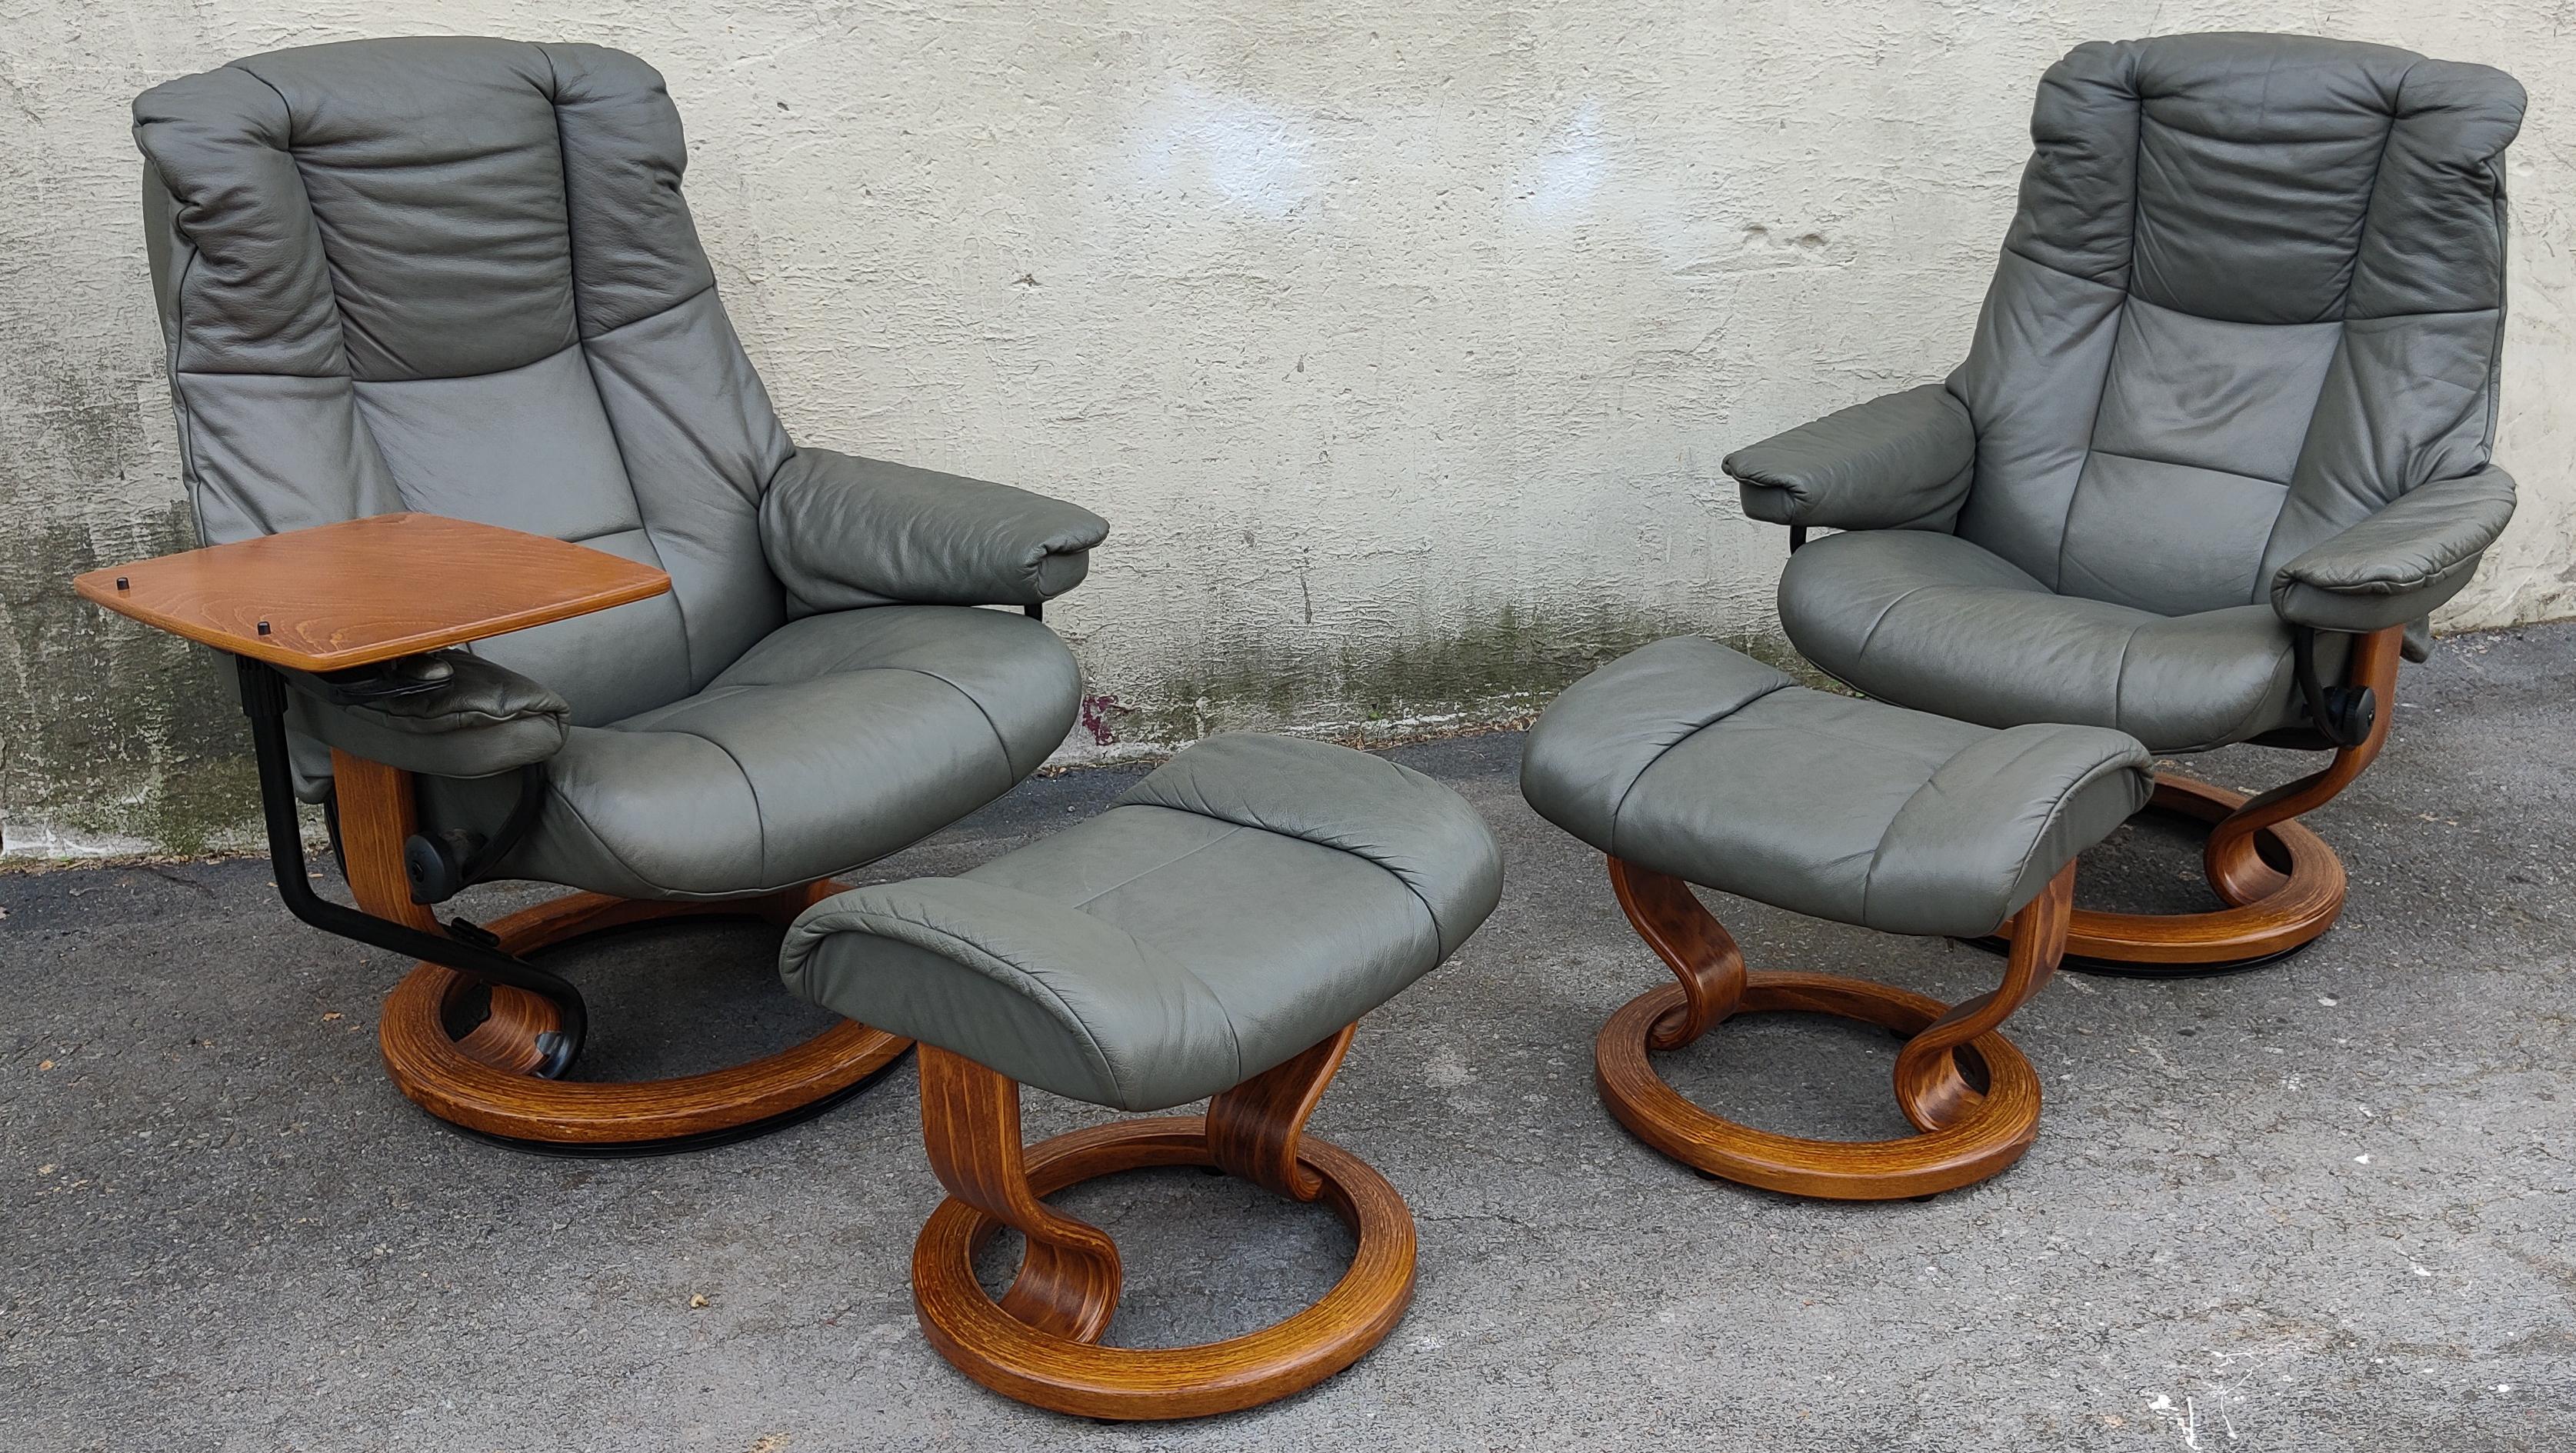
(1852, 584, 1936, 664)
(230, 65, 370, 382)
(661, 726, 768, 882)
(898, 663, 1021, 778)
(580, 280, 719, 345)
(1859, 762, 1954, 928)
(1065, 823, 1250, 912)
(2059, 295, 2133, 592)
(2111, 619, 2143, 735)
(156, 282, 725, 386)
(2202, 641, 2305, 749)
(1601, 677, 1798, 859)
(2001, 244, 2128, 295)
(2081, 448, 2295, 492)
(542, 58, 693, 687)
(2284, 548, 2481, 595)
(525, 772, 666, 896)
(2338, 62, 2414, 321)
(1119, 788, 1458, 954)
(158, 184, 217, 535)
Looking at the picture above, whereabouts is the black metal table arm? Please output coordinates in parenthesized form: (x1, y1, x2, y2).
(235, 654, 587, 1075)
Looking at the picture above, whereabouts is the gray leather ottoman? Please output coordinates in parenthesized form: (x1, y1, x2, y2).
(780, 732, 1501, 1420)
(1521, 636, 2154, 1199)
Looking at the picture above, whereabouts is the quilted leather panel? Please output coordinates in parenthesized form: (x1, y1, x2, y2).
(1948, 33, 2521, 625)
(1521, 635, 2153, 938)
(2124, 35, 2406, 325)
(352, 346, 644, 544)
(781, 736, 1501, 1111)
(228, 38, 578, 382)
(2088, 298, 2341, 485)
(135, 36, 788, 725)
(2058, 452, 2284, 615)
(1778, 528, 2339, 752)
(425, 605, 1083, 899)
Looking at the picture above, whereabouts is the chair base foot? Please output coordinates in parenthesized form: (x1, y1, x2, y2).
(1984, 771, 2348, 978)
(1595, 972, 2043, 1201)
(911, 1115, 1417, 1421)
(378, 888, 910, 1152)
(1956, 932, 2316, 980)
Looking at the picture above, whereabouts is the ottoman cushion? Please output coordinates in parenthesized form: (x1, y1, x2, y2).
(1521, 637, 2153, 938)
(779, 733, 1503, 1111)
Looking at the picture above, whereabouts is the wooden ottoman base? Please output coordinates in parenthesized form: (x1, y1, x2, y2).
(1595, 857, 2074, 1201)
(909, 1028, 1416, 1421)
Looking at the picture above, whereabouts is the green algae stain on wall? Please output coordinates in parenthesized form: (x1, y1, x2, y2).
(0, 504, 255, 857)
(1078, 596, 1823, 749)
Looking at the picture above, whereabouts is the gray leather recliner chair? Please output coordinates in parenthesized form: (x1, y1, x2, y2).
(1725, 32, 2524, 973)
(131, 36, 1108, 1147)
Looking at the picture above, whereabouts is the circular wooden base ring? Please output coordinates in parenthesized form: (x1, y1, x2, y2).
(912, 1115, 1417, 1421)
(1595, 971, 2043, 1201)
(1983, 773, 2348, 977)
(378, 891, 910, 1152)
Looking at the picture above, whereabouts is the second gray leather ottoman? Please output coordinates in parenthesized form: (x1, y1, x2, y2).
(1522, 635, 2155, 1199)
(780, 732, 1501, 1419)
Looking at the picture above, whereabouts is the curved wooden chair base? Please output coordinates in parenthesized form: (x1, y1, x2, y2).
(1981, 625, 2402, 978)
(1595, 972, 2043, 1200)
(1978, 772, 2347, 976)
(910, 1033, 1415, 1421)
(1598, 857, 2073, 1201)
(378, 888, 910, 1152)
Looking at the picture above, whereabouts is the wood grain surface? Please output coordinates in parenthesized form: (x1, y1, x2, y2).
(1595, 859, 2074, 1200)
(1994, 625, 2407, 972)
(75, 513, 668, 671)
(910, 1028, 1416, 1419)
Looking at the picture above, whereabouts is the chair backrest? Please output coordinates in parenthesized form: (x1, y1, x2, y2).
(1948, 32, 2523, 617)
(134, 37, 792, 724)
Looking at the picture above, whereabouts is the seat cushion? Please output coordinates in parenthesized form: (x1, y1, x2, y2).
(1778, 529, 2333, 753)
(1521, 636, 2152, 938)
(778, 734, 1504, 1111)
(448, 605, 1080, 899)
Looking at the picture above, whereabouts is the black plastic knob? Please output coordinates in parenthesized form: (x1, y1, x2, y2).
(402, 831, 471, 905)
(2323, 684, 2377, 747)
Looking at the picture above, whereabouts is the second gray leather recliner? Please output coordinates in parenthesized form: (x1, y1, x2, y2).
(1724, 32, 2524, 972)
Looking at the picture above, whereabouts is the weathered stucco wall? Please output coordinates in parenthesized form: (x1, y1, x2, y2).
(2, 1, 2570, 855)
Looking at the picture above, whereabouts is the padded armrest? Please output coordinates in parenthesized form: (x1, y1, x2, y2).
(1723, 384, 1978, 532)
(2271, 466, 2518, 635)
(282, 650, 570, 780)
(759, 448, 1110, 612)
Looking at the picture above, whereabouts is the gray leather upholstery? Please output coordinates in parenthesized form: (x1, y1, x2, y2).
(1778, 529, 2347, 750)
(423, 605, 1081, 898)
(1733, 35, 2523, 753)
(134, 37, 1101, 898)
(781, 735, 1505, 1111)
(282, 652, 568, 780)
(1727, 385, 1976, 533)
(762, 450, 1105, 612)
(1521, 637, 2153, 938)
(2272, 466, 2518, 634)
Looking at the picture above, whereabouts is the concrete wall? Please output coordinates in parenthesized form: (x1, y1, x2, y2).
(3, 0, 2569, 856)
